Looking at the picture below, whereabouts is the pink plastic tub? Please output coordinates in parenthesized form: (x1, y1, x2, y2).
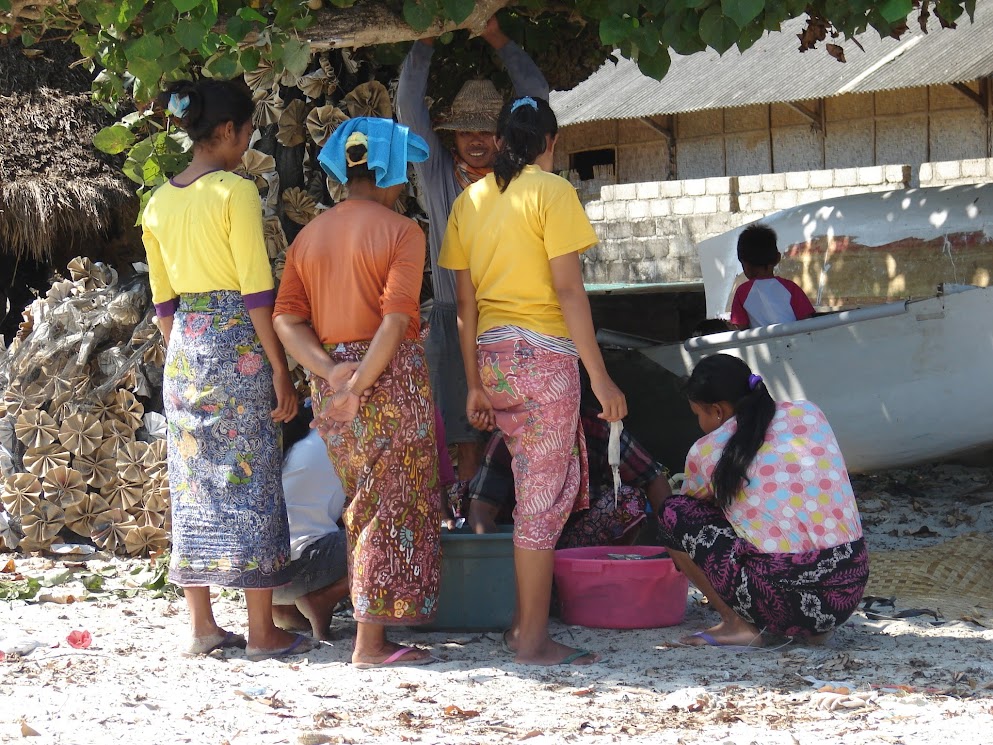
(553, 546, 690, 629)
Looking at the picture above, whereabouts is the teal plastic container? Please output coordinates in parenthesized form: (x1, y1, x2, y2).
(421, 526, 516, 631)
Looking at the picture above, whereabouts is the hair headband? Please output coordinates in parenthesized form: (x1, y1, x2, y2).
(344, 131, 369, 166)
(748, 373, 763, 390)
(167, 93, 190, 118)
(511, 96, 537, 113)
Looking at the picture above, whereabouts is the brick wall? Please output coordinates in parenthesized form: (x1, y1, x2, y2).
(582, 159, 993, 285)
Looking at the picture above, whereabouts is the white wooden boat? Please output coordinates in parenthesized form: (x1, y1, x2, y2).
(698, 183, 993, 319)
(641, 284, 993, 472)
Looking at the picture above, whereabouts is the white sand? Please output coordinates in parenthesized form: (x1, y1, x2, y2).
(2, 463, 992, 745)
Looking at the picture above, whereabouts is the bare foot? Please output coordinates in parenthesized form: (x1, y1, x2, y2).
(272, 604, 310, 633)
(679, 619, 763, 648)
(247, 627, 304, 654)
(352, 640, 434, 666)
(296, 578, 349, 641)
(511, 633, 600, 666)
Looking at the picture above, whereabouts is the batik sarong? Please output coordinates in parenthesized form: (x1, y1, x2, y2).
(658, 495, 869, 637)
(477, 338, 590, 550)
(164, 290, 291, 588)
(312, 340, 442, 625)
(557, 484, 646, 550)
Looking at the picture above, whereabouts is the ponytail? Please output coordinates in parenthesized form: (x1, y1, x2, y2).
(158, 78, 253, 144)
(493, 96, 558, 192)
(684, 354, 776, 509)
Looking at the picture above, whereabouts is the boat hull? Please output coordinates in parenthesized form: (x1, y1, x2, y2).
(642, 285, 993, 472)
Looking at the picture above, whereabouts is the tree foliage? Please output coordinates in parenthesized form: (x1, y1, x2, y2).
(0, 0, 974, 201)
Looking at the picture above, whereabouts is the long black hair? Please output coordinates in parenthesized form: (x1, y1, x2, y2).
(684, 354, 776, 509)
(493, 96, 558, 192)
(158, 79, 254, 144)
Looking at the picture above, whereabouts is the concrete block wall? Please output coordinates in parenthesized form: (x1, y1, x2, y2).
(581, 162, 959, 286)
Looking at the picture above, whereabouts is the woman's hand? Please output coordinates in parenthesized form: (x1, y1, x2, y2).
(325, 361, 360, 394)
(591, 375, 627, 422)
(313, 389, 362, 436)
(466, 387, 496, 432)
(271, 368, 298, 423)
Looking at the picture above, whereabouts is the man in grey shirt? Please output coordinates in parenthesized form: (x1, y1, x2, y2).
(396, 16, 549, 483)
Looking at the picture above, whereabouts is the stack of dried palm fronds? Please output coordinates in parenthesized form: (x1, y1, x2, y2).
(0, 257, 169, 556)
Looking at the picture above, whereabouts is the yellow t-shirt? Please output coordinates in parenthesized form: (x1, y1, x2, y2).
(438, 165, 598, 338)
(141, 171, 273, 311)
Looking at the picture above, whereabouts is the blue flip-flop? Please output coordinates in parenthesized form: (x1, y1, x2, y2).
(245, 633, 318, 662)
(679, 631, 767, 652)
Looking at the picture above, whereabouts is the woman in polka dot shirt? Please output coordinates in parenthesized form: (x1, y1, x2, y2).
(658, 354, 869, 647)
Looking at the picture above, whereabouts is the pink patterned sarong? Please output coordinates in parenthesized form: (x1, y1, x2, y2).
(477, 338, 589, 550)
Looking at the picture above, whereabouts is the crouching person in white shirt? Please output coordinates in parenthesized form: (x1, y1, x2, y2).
(272, 402, 349, 640)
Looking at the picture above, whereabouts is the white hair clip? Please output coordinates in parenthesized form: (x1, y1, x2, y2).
(167, 93, 190, 118)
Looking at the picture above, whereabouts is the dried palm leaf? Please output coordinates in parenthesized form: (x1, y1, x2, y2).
(277, 99, 308, 148)
(15, 408, 59, 449)
(238, 148, 277, 190)
(297, 67, 337, 99)
(64, 493, 111, 537)
(326, 176, 348, 204)
(73, 449, 117, 490)
(23, 444, 71, 477)
(343, 80, 392, 119)
(42, 466, 87, 508)
(252, 86, 284, 128)
(91, 508, 137, 554)
(58, 412, 104, 456)
(1, 472, 43, 517)
(101, 479, 144, 511)
(117, 440, 151, 484)
(112, 389, 144, 430)
(263, 216, 289, 260)
(305, 105, 349, 147)
(124, 525, 170, 557)
(244, 57, 276, 92)
(282, 187, 318, 225)
(21, 502, 65, 546)
(100, 418, 134, 456)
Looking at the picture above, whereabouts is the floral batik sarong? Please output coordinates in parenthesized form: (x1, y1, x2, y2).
(477, 338, 590, 550)
(658, 495, 869, 637)
(312, 340, 442, 625)
(557, 484, 646, 550)
(164, 291, 291, 588)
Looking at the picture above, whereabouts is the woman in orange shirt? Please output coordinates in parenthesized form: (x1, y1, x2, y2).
(274, 118, 442, 669)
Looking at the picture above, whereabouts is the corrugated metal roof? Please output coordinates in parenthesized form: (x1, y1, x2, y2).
(550, 14, 993, 126)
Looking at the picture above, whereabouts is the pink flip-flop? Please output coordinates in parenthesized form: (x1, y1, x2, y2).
(353, 646, 438, 669)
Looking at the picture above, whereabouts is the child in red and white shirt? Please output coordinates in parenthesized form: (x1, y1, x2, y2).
(730, 224, 815, 329)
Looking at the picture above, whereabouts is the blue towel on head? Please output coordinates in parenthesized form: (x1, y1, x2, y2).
(318, 117, 429, 188)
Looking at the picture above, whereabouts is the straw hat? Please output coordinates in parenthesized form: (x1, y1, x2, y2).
(435, 79, 503, 133)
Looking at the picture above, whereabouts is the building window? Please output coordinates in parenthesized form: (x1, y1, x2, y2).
(570, 148, 616, 180)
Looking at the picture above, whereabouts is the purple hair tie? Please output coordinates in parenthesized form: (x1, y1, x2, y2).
(748, 373, 763, 390)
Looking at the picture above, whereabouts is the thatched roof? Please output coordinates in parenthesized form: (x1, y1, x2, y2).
(0, 39, 136, 263)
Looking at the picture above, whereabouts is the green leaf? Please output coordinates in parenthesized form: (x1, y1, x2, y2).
(81, 574, 106, 592)
(0, 0, 11, 13)
(879, 0, 912, 23)
(222, 15, 252, 44)
(721, 0, 764, 29)
(637, 47, 672, 79)
(144, 1, 177, 31)
(203, 49, 242, 79)
(237, 6, 269, 23)
(736, 18, 765, 52)
(175, 18, 207, 50)
(170, 0, 203, 12)
(442, 0, 474, 24)
(77, 0, 101, 24)
(73, 30, 98, 58)
(699, 6, 741, 53)
(93, 124, 137, 154)
(600, 15, 635, 45)
(281, 37, 311, 77)
(117, 0, 147, 26)
(239, 47, 261, 72)
(125, 34, 164, 63)
(129, 56, 164, 87)
(403, 0, 435, 32)
(20, 31, 36, 47)
(684, 0, 711, 8)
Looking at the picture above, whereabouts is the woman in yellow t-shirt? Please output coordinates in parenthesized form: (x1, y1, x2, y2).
(142, 79, 308, 661)
(440, 96, 627, 666)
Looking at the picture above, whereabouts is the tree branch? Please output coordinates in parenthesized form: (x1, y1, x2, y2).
(303, 0, 512, 50)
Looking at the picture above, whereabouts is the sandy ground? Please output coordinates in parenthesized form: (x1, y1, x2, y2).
(2, 462, 993, 745)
